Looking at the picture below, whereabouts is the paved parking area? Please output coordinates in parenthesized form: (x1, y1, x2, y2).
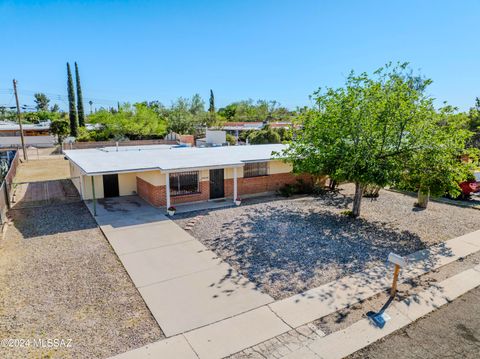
(86, 196, 274, 337)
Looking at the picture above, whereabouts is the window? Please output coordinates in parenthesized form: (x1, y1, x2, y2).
(243, 162, 268, 178)
(170, 171, 199, 196)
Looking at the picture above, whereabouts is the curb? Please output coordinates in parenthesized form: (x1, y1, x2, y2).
(302, 268, 480, 359)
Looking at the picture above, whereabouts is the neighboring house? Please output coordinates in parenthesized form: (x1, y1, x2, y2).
(0, 121, 55, 147)
(64, 144, 312, 208)
(213, 122, 293, 140)
(0, 120, 51, 136)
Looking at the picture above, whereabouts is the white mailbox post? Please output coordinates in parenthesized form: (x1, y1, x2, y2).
(388, 253, 407, 298)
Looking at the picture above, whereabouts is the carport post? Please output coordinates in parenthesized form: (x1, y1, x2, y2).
(165, 172, 171, 209)
(233, 167, 238, 202)
(91, 176, 97, 216)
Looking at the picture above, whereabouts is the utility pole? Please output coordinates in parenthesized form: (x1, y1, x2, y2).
(13, 79, 28, 161)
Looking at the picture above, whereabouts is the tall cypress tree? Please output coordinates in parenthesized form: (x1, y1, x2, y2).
(208, 89, 215, 113)
(67, 62, 78, 136)
(208, 89, 216, 125)
(75, 62, 85, 127)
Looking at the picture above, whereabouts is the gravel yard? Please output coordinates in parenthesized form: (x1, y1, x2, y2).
(0, 203, 163, 359)
(174, 184, 480, 300)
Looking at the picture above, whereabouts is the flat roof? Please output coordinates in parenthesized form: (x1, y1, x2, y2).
(64, 144, 287, 175)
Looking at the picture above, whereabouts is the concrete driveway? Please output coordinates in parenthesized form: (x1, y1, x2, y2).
(85, 196, 273, 337)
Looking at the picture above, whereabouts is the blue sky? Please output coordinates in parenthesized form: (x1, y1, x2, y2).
(0, 0, 479, 112)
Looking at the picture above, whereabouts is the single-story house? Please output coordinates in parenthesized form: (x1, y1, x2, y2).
(64, 144, 313, 208)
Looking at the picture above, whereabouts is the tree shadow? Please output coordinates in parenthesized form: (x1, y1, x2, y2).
(198, 198, 451, 300)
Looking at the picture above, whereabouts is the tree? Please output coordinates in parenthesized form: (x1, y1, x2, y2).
(208, 89, 215, 114)
(75, 62, 85, 127)
(467, 97, 480, 148)
(24, 112, 40, 123)
(66, 62, 78, 136)
(248, 127, 281, 144)
(88, 103, 167, 140)
(207, 89, 216, 126)
(226, 133, 236, 145)
(50, 119, 70, 145)
(218, 99, 295, 123)
(281, 62, 435, 217)
(51, 104, 60, 112)
(401, 108, 477, 208)
(34, 93, 50, 111)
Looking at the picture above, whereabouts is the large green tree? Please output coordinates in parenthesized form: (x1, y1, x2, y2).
(281, 63, 435, 217)
(248, 127, 281, 144)
(467, 97, 480, 148)
(50, 119, 70, 145)
(34, 93, 50, 111)
(66, 62, 78, 136)
(401, 108, 477, 208)
(88, 103, 167, 140)
(75, 62, 85, 127)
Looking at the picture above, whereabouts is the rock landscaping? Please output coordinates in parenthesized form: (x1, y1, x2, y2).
(0, 202, 163, 359)
(174, 184, 480, 300)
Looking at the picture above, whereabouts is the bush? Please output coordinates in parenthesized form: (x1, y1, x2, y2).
(247, 128, 281, 144)
(226, 133, 236, 145)
(277, 179, 314, 197)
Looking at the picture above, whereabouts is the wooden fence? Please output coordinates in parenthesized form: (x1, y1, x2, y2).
(0, 150, 20, 224)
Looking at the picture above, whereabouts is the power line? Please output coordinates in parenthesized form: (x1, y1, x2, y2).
(0, 87, 119, 106)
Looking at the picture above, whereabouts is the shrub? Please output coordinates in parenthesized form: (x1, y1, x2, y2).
(226, 133, 236, 145)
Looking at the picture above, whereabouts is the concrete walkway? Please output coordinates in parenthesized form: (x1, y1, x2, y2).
(86, 196, 274, 337)
(108, 227, 480, 359)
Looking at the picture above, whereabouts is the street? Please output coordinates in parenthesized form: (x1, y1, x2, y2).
(349, 286, 480, 358)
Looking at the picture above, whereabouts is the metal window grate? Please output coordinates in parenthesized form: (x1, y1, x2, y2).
(170, 171, 199, 196)
(243, 162, 268, 178)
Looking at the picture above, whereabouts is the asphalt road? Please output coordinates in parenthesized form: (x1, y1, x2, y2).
(349, 286, 480, 359)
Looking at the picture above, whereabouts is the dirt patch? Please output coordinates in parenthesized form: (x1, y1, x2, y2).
(174, 184, 480, 300)
(15, 158, 70, 182)
(0, 202, 163, 358)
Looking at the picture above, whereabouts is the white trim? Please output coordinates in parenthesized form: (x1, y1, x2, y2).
(233, 167, 238, 202)
(165, 172, 171, 209)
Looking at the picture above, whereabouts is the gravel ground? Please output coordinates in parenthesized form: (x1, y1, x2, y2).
(174, 184, 480, 300)
(0, 202, 163, 359)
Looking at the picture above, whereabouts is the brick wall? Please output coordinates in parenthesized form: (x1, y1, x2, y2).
(138, 172, 317, 207)
(171, 181, 209, 205)
(137, 177, 165, 207)
(137, 176, 209, 207)
(225, 172, 314, 197)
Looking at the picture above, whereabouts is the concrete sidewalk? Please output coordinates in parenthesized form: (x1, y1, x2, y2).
(109, 227, 480, 359)
(86, 196, 274, 337)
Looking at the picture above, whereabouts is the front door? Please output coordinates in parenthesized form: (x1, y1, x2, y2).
(209, 169, 224, 199)
(103, 174, 119, 198)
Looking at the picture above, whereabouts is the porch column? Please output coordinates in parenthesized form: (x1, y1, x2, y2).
(91, 176, 97, 216)
(233, 167, 238, 202)
(165, 172, 171, 208)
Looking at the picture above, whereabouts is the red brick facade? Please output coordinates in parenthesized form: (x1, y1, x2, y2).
(138, 172, 314, 207)
(225, 172, 314, 197)
(137, 177, 210, 207)
(137, 177, 166, 207)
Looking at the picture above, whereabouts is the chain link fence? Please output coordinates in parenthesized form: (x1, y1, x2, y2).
(10, 177, 81, 209)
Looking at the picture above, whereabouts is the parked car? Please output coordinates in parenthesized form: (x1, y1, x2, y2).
(458, 172, 480, 198)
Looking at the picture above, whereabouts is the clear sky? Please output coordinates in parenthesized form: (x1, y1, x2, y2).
(1, 0, 479, 112)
